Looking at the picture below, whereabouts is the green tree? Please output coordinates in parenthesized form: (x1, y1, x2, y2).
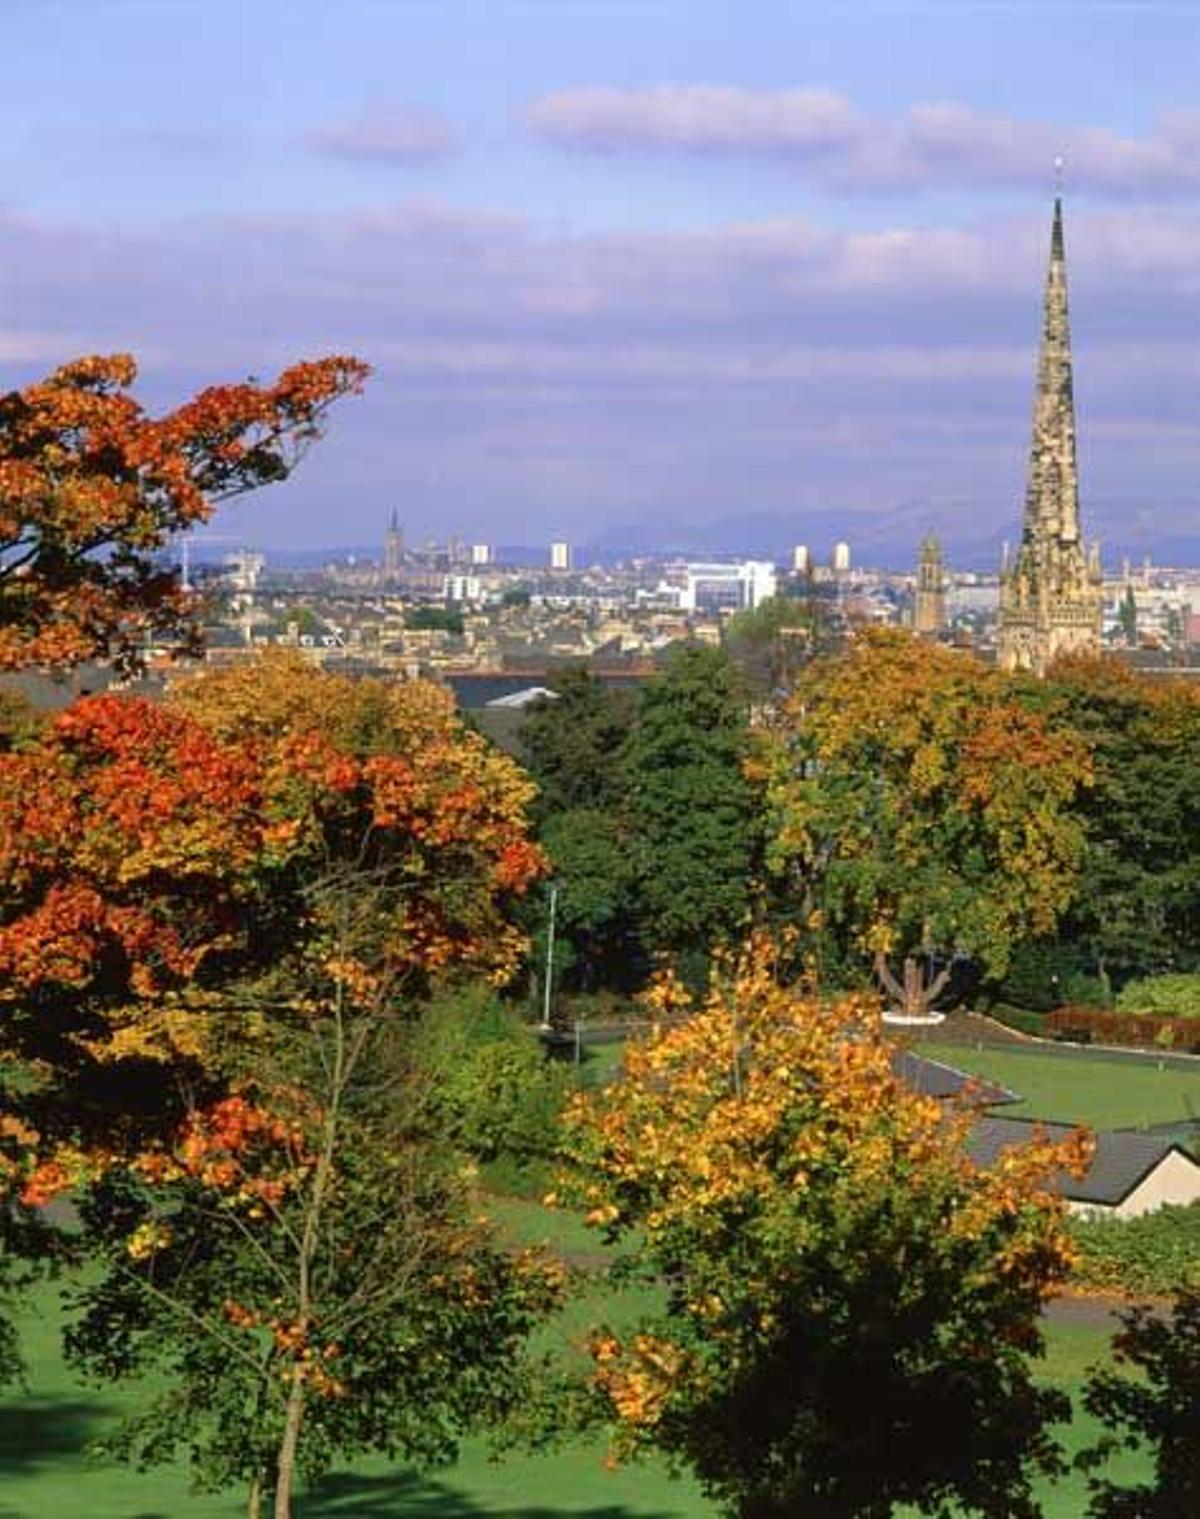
(724, 594, 816, 696)
(1076, 1289, 1200, 1517)
(619, 646, 757, 984)
(1033, 658, 1200, 982)
(520, 665, 635, 818)
(1117, 585, 1138, 647)
(539, 808, 639, 992)
(561, 941, 1083, 1519)
(759, 631, 1090, 1014)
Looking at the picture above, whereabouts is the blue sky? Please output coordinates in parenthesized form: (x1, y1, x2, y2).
(3, 1, 1200, 562)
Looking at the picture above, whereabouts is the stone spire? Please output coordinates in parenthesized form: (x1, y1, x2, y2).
(997, 197, 1101, 675)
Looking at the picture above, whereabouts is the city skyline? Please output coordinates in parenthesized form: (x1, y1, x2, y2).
(2, 2, 1199, 560)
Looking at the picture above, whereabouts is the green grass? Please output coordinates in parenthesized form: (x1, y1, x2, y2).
(917, 1041, 1200, 1129)
(0, 1268, 1153, 1518)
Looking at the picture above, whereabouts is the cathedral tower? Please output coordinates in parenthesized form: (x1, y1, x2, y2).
(913, 534, 946, 635)
(997, 198, 1102, 675)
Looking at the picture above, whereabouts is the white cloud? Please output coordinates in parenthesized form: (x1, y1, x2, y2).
(527, 85, 1200, 197)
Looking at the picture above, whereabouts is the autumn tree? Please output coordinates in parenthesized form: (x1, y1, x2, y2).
(67, 902, 563, 1519)
(0, 352, 367, 672)
(559, 940, 1086, 1519)
(0, 658, 551, 1507)
(757, 630, 1090, 1015)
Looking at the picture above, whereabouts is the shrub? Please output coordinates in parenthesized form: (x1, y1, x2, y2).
(1116, 973, 1200, 1020)
(1046, 1005, 1200, 1053)
(412, 984, 573, 1168)
(1068, 1203, 1200, 1297)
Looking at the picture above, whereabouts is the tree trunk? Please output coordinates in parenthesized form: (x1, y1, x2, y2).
(874, 951, 952, 1016)
(273, 1369, 306, 1519)
(247, 1472, 263, 1519)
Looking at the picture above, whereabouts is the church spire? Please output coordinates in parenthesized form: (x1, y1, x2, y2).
(1023, 197, 1080, 546)
(997, 195, 1102, 675)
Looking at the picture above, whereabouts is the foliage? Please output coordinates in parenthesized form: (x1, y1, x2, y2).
(559, 938, 1086, 1519)
(619, 646, 757, 984)
(1115, 973, 1200, 1020)
(66, 964, 564, 1517)
(1045, 1007, 1200, 1053)
(407, 606, 465, 634)
(1035, 659, 1200, 981)
(757, 630, 1090, 1010)
(1076, 1289, 1200, 1516)
(538, 808, 639, 992)
(998, 941, 1098, 1014)
(410, 983, 572, 1168)
(1068, 1204, 1200, 1298)
(520, 665, 636, 819)
(723, 595, 815, 697)
(0, 353, 367, 673)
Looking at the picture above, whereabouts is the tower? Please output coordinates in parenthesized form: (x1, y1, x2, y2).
(384, 510, 404, 580)
(913, 534, 946, 635)
(997, 197, 1101, 675)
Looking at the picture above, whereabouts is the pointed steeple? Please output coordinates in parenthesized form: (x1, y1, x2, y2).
(1022, 197, 1080, 547)
(997, 195, 1102, 676)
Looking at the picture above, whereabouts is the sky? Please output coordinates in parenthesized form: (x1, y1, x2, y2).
(3, 0, 1200, 565)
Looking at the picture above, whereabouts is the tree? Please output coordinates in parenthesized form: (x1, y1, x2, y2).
(1076, 1290, 1200, 1517)
(724, 594, 817, 697)
(619, 646, 757, 984)
(67, 898, 563, 1519)
(1032, 658, 1200, 983)
(559, 940, 1085, 1519)
(520, 664, 635, 820)
(0, 656, 553, 1515)
(538, 807, 638, 992)
(0, 353, 367, 672)
(757, 631, 1090, 1015)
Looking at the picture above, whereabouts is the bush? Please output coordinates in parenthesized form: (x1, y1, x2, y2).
(1116, 973, 1200, 1020)
(1046, 1005, 1200, 1053)
(998, 942, 1090, 1013)
(412, 984, 573, 1168)
(1068, 1203, 1200, 1297)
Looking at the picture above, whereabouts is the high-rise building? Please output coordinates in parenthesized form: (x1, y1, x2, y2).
(681, 560, 776, 613)
(913, 535, 946, 635)
(383, 510, 404, 580)
(997, 198, 1101, 675)
(550, 540, 571, 570)
(832, 541, 851, 574)
(470, 543, 492, 567)
(792, 544, 811, 574)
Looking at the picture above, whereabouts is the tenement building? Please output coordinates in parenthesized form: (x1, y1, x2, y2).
(997, 198, 1102, 675)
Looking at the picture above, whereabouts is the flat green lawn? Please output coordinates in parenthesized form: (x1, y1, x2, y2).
(917, 1041, 1200, 1129)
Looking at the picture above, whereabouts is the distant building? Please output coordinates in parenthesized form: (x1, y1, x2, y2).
(998, 197, 1102, 675)
(832, 541, 851, 574)
(680, 560, 776, 614)
(470, 543, 492, 567)
(384, 510, 404, 579)
(443, 574, 481, 603)
(913, 535, 947, 635)
(791, 544, 811, 574)
(550, 540, 571, 571)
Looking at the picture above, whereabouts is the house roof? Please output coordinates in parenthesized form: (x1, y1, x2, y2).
(485, 685, 559, 709)
(965, 1115, 1198, 1207)
(891, 1049, 1021, 1108)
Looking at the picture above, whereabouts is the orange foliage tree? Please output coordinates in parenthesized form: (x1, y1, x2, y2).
(560, 939, 1088, 1519)
(754, 630, 1091, 1015)
(0, 657, 551, 1514)
(0, 352, 367, 672)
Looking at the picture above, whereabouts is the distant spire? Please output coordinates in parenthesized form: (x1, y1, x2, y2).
(1022, 193, 1079, 546)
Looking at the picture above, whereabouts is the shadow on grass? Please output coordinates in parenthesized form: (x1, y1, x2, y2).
(306, 1470, 681, 1518)
(0, 1395, 113, 1475)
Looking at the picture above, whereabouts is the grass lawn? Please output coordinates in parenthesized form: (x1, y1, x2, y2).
(916, 1041, 1200, 1129)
